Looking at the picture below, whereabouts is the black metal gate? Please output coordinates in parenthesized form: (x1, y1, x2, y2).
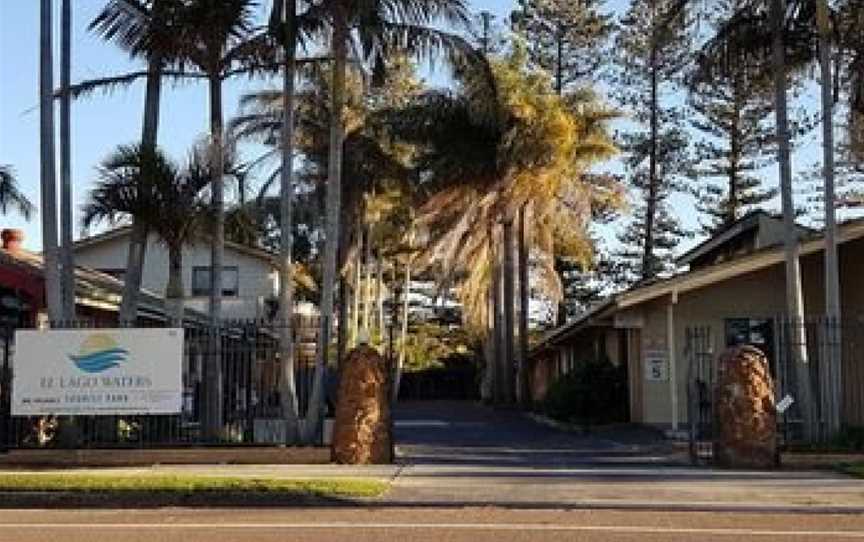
(685, 326, 714, 464)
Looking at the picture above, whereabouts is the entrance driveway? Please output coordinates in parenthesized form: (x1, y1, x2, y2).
(393, 400, 672, 467)
(388, 401, 864, 513)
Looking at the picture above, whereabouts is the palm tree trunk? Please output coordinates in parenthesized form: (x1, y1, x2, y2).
(59, 0, 75, 322)
(363, 224, 372, 335)
(393, 249, 412, 403)
(166, 245, 185, 325)
(303, 12, 347, 444)
(120, 51, 162, 325)
(772, 0, 813, 440)
(376, 256, 384, 336)
(278, 0, 300, 444)
(481, 251, 495, 404)
(517, 204, 530, 407)
(337, 275, 348, 366)
(208, 73, 225, 324)
(40, 0, 62, 324)
(818, 0, 841, 436)
(491, 227, 504, 405)
(351, 239, 361, 347)
(502, 218, 516, 405)
(121, 224, 149, 324)
(205, 73, 225, 441)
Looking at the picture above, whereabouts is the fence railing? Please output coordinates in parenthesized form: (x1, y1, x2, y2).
(0, 317, 328, 450)
(775, 317, 863, 443)
(686, 316, 864, 463)
(685, 326, 714, 464)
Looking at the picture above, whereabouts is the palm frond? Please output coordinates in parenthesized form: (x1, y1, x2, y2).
(0, 165, 35, 220)
(65, 70, 202, 100)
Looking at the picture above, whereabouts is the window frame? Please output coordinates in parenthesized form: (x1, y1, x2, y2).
(191, 266, 240, 297)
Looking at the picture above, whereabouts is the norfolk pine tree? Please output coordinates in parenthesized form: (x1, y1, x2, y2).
(689, 0, 777, 234)
(613, 0, 692, 282)
(510, 0, 614, 94)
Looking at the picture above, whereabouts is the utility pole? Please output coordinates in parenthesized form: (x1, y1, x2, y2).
(40, 0, 63, 324)
(60, 0, 76, 321)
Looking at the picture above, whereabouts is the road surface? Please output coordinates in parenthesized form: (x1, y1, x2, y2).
(1, 401, 863, 540)
(1, 507, 863, 541)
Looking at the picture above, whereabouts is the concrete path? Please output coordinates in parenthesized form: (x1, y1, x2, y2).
(386, 401, 864, 513)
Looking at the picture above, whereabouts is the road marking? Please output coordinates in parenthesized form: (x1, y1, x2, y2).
(1, 523, 863, 537)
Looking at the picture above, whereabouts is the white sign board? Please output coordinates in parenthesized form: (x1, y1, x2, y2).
(644, 349, 669, 382)
(12, 328, 183, 416)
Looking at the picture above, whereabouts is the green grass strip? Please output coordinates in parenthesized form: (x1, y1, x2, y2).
(0, 474, 388, 497)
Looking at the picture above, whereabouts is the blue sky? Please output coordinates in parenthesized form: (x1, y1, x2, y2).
(0, 0, 829, 253)
(0, 0, 514, 250)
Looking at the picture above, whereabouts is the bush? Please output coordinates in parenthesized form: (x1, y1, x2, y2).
(543, 356, 628, 428)
(830, 426, 864, 451)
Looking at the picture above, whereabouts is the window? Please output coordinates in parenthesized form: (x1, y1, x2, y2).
(724, 318, 773, 348)
(191, 266, 239, 297)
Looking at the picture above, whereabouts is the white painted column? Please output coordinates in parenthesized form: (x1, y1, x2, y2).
(668, 292, 679, 431)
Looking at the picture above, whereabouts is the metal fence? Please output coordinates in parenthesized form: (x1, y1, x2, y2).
(775, 317, 864, 443)
(0, 317, 327, 449)
(686, 317, 864, 463)
(685, 326, 714, 465)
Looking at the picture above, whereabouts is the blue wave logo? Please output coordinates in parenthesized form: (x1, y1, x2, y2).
(69, 335, 129, 374)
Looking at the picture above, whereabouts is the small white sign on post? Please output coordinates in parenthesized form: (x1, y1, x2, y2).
(776, 394, 795, 414)
(644, 350, 669, 382)
(11, 328, 184, 416)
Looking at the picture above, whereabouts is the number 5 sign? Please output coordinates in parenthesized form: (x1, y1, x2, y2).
(644, 350, 669, 382)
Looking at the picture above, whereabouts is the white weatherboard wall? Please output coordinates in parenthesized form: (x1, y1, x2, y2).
(74, 232, 279, 320)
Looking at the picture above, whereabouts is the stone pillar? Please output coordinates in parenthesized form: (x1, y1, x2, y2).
(713, 345, 778, 469)
(331, 345, 393, 464)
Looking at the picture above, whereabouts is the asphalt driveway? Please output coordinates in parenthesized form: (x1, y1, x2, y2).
(388, 401, 864, 513)
(393, 400, 673, 467)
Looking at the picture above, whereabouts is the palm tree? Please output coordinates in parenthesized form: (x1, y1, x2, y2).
(82, 145, 211, 323)
(89, 0, 180, 324)
(817, 0, 841, 435)
(385, 47, 621, 401)
(771, 0, 812, 439)
(301, 0, 481, 444)
(0, 166, 35, 219)
(696, 0, 818, 439)
(156, 0, 271, 440)
(40, 0, 62, 323)
(232, 57, 419, 438)
(168, 1, 259, 327)
(267, 0, 301, 444)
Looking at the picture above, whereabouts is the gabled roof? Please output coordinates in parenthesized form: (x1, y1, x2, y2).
(676, 210, 813, 267)
(533, 218, 864, 355)
(0, 246, 208, 323)
(74, 225, 279, 266)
